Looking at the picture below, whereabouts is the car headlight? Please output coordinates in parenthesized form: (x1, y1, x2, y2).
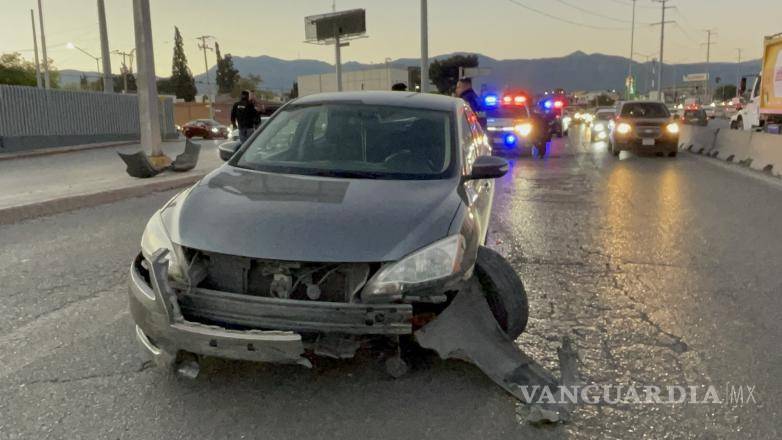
(515, 123, 533, 137)
(616, 122, 632, 135)
(362, 235, 465, 302)
(211, 127, 219, 133)
(666, 122, 679, 134)
(593, 123, 605, 132)
(140, 212, 183, 281)
(562, 116, 571, 125)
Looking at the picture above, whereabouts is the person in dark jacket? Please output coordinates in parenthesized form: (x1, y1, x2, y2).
(231, 90, 258, 143)
(455, 77, 481, 114)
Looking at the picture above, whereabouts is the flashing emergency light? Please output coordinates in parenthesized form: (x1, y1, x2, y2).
(484, 94, 498, 107)
(543, 100, 553, 109)
(514, 95, 527, 104)
(502, 95, 513, 105)
(504, 133, 518, 146)
(554, 100, 564, 109)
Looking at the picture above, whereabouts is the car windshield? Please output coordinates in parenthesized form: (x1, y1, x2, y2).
(596, 111, 615, 120)
(484, 106, 530, 119)
(620, 103, 670, 118)
(234, 103, 454, 180)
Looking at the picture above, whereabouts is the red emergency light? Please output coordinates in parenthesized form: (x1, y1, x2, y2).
(553, 100, 564, 109)
(502, 95, 527, 106)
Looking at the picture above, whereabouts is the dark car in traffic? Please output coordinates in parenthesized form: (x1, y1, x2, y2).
(129, 91, 528, 374)
(682, 108, 708, 126)
(181, 119, 229, 140)
(609, 101, 680, 157)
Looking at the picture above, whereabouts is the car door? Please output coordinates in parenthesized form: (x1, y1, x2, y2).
(460, 106, 494, 244)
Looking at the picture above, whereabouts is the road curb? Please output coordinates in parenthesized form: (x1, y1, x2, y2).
(0, 173, 205, 225)
(0, 141, 140, 162)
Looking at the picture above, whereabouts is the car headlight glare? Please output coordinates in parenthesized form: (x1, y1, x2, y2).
(211, 127, 219, 133)
(140, 213, 183, 280)
(362, 235, 465, 301)
(666, 122, 679, 134)
(616, 122, 632, 134)
(515, 123, 533, 137)
(593, 123, 605, 132)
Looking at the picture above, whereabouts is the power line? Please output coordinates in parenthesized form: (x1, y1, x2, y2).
(554, 0, 652, 24)
(505, 0, 628, 31)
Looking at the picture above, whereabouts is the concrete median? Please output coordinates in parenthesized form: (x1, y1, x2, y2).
(681, 125, 782, 177)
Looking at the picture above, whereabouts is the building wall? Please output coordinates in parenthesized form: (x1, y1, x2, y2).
(298, 67, 410, 96)
(0, 85, 177, 153)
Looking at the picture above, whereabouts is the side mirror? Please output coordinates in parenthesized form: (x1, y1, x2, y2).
(218, 141, 241, 162)
(468, 155, 508, 180)
(739, 78, 747, 95)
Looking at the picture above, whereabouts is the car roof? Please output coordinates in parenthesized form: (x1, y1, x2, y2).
(292, 91, 464, 112)
(620, 100, 666, 106)
(596, 108, 615, 113)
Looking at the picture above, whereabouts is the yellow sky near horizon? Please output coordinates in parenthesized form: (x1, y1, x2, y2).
(1, 0, 779, 76)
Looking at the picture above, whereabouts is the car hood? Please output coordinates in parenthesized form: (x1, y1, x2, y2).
(161, 166, 463, 262)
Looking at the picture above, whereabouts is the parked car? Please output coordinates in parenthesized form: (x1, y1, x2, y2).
(682, 108, 708, 126)
(609, 101, 679, 157)
(181, 119, 229, 139)
(129, 91, 528, 375)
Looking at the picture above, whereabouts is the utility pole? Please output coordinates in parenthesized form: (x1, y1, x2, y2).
(30, 9, 42, 89)
(112, 49, 135, 93)
(196, 35, 214, 94)
(652, 0, 674, 101)
(132, 0, 162, 156)
(627, 0, 636, 99)
(420, 0, 429, 93)
(37, 0, 50, 89)
(335, 35, 343, 91)
(97, 0, 112, 93)
(736, 48, 742, 97)
(701, 29, 717, 102)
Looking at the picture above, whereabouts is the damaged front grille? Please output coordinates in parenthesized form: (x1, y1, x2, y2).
(183, 249, 377, 303)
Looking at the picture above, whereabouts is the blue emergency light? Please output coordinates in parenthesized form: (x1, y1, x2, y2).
(484, 94, 499, 108)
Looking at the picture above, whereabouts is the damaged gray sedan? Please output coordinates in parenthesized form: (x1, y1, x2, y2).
(129, 91, 531, 379)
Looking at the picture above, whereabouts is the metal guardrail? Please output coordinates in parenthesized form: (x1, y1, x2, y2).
(0, 85, 177, 152)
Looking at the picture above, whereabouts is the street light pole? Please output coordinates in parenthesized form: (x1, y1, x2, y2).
(627, 0, 636, 99)
(736, 48, 742, 98)
(37, 0, 50, 89)
(97, 0, 112, 93)
(132, 0, 162, 157)
(420, 0, 429, 93)
(30, 9, 42, 89)
(655, 0, 667, 101)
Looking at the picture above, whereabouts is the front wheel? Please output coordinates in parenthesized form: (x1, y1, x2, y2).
(474, 246, 529, 339)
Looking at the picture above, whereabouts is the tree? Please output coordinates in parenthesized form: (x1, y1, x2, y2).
(428, 54, 478, 95)
(231, 73, 263, 97)
(595, 94, 615, 107)
(713, 84, 737, 101)
(170, 26, 197, 101)
(0, 52, 59, 87)
(156, 77, 176, 95)
(289, 82, 299, 99)
(79, 73, 102, 91)
(214, 42, 240, 95)
(113, 72, 137, 93)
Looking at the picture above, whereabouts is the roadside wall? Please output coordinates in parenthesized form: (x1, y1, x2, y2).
(0, 85, 177, 153)
(679, 125, 782, 177)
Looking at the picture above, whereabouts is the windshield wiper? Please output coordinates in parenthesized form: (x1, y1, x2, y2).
(311, 170, 383, 179)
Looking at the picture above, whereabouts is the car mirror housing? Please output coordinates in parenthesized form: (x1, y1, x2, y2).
(218, 141, 241, 162)
(469, 156, 508, 180)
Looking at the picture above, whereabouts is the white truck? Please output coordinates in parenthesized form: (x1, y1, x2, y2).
(731, 33, 782, 133)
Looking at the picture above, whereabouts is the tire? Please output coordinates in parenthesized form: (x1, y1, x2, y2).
(730, 117, 741, 130)
(474, 246, 529, 339)
(668, 151, 677, 157)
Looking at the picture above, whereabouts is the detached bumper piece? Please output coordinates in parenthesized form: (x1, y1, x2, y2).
(416, 281, 564, 418)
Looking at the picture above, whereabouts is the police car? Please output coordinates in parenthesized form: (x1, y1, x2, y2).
(480, 92, 549, 157)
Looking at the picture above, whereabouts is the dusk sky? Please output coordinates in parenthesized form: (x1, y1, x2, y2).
(1, 0, 779, 76)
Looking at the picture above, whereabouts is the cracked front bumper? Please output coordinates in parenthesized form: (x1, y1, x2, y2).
(128, 252, 412, 367)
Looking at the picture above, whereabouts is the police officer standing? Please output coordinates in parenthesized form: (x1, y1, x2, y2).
(230, 90, 258, 143)
(455, 77, 481, 114)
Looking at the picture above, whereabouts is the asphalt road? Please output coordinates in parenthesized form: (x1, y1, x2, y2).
(1, 136, 780, 439)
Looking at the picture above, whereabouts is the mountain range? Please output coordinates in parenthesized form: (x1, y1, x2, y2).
(60, 51, 761, 95)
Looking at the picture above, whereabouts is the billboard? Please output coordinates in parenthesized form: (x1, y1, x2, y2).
(305, 9, 366, 42)
(683, 73, 709, 82)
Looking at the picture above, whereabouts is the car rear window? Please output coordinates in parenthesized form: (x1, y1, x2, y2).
(620, 103, 670, 118)
(596, 111, 615, 120)
(483, 106, 530, 119)
(234, 103, 455, 180)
